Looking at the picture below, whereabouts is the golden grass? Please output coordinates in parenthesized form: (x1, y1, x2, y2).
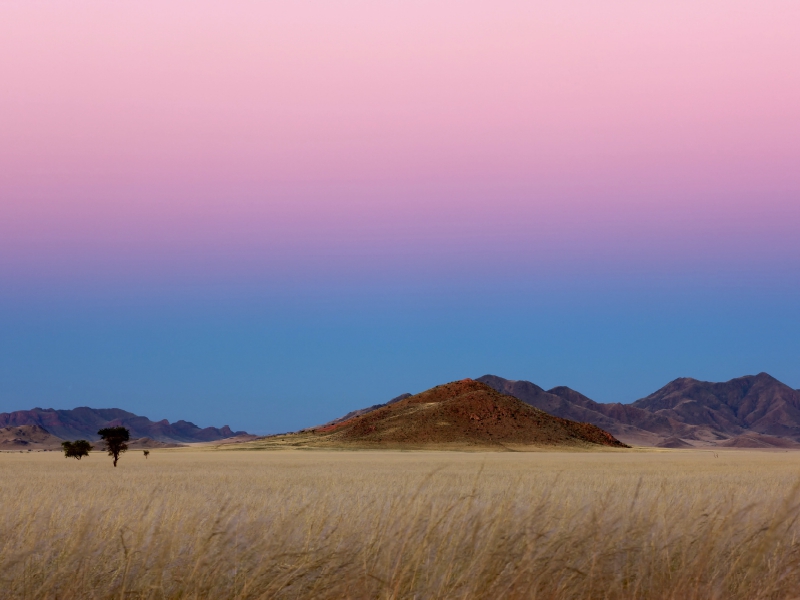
(2, 448, 800, 599)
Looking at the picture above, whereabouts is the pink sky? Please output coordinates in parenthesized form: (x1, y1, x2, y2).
(1, 1, 799, 287)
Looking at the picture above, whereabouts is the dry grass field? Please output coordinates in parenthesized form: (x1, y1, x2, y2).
(2, 448, 800, 599)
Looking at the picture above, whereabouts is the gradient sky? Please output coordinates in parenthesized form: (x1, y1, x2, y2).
(1, 1, 799, 433)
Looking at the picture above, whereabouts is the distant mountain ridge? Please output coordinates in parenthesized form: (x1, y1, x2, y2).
(477, 373, 800, 447)
(475, 375, 680, 445)
(0, 407, 246, 443)
(631, 373, 800, 439)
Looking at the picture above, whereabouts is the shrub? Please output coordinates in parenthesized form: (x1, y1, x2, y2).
(61, 440, 93, 460)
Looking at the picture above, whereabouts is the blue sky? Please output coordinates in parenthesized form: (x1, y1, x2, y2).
(2, 273, 798, 434)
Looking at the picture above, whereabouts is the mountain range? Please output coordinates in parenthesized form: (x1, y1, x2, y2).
(3, 372, 799, 450)
(476, 373, 800, 448)
(0, 407, 247, 444)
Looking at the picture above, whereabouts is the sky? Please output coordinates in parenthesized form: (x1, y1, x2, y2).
(1, 1, 799, 434)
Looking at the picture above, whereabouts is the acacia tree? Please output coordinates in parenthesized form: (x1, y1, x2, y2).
(97, 427, 130, 467)
(61, 440, 93, 460)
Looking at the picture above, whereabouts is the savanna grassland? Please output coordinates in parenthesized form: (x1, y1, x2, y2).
(2, 448, 800, 599)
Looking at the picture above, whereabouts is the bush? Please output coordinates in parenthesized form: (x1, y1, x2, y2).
(61, 440, 93, 460)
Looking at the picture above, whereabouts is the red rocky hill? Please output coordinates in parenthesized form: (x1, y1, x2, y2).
(309, 379, 628, 449)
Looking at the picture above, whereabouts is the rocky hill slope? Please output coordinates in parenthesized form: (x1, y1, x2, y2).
(250, 379, 628, 450)
(476, 375, 684, 446)
(0, 425, 64, 450)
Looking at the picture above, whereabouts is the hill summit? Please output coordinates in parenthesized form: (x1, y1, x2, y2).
(254, 379, 628, 450)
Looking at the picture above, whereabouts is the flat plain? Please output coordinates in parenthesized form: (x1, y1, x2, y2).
(2, 448, 800, 599)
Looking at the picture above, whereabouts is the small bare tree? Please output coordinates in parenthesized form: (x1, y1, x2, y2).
(97, 427, 130, 467)
(61, 440, 93, 460)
